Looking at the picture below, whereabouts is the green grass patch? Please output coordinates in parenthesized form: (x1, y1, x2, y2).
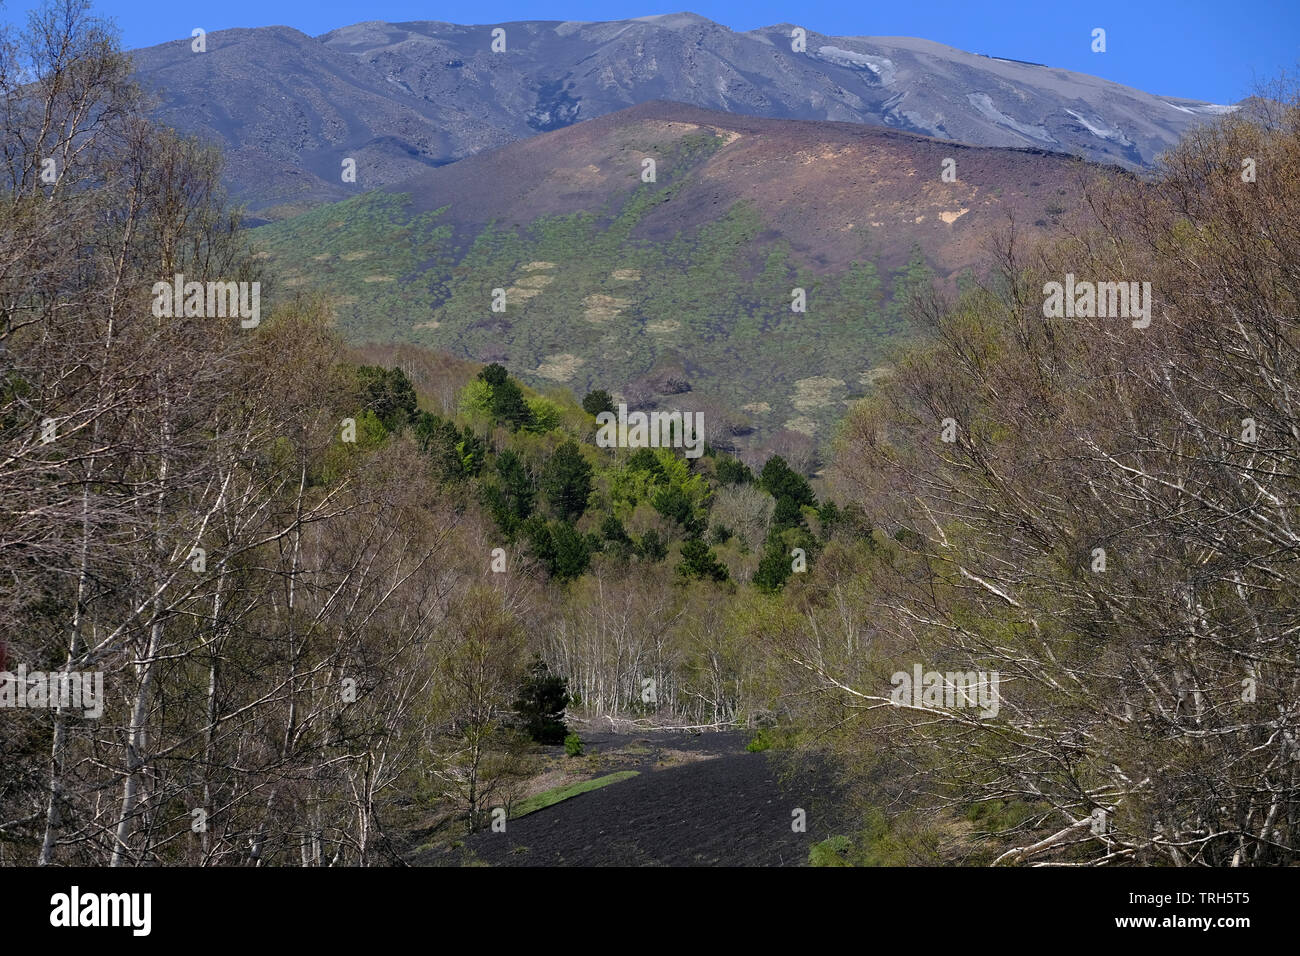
(808, 835, 854, 867)
(511, 771, 639, 819)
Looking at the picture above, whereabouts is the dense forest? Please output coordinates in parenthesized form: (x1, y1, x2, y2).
(2, 2, 1298, 866)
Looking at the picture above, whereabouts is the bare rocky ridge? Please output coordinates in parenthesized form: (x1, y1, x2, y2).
(129, 12, 1236, 218)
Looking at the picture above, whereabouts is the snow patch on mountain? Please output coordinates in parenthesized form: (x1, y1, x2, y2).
(816, 46, 896, 85)
(878, 91, 943, 137)
(1064, 109, 1134, 146)
(1163, 101, 1240, 115)
(967, 92, 1057, 145)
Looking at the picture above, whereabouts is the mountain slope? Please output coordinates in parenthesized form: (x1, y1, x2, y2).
(131, 13, 1232, 216)
(132, 25, 456, 220)
(256, 102, 1097, 455)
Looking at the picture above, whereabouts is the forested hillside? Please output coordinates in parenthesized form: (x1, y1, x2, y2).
(255, 101, 1089, 457)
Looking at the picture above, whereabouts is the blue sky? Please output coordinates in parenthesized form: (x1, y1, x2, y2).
(2, 0, 1295, 103)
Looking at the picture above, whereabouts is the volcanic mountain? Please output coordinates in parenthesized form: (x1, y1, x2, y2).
(131, 13, 1233, 217)
(256, 101, 1098, 456)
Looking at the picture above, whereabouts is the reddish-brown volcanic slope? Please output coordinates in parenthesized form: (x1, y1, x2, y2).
(389, 99, 1100, 279)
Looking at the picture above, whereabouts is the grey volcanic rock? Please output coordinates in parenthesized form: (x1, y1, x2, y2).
(130, 13, 1236, 216)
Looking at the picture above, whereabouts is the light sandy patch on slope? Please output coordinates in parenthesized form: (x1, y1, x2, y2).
(796, 145, 853, 165)
(508, 273, 554, 301)
(584, 293, 630, 321)
(792, 376, 846, 411)
(566, 164, 605, 186)
(536, 353, 584, 381)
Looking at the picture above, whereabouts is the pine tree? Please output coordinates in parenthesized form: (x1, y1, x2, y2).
(541, 440, 593, 521)
(513, 657, 570, 744)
